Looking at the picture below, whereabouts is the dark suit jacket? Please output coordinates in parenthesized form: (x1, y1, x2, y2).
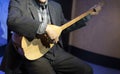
(1, 0, 86, 71)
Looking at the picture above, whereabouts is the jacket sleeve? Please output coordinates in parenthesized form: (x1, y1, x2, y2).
(7, 0, 40, 40)
(60, 7, 91, 33)
(62, 14, 92, 34)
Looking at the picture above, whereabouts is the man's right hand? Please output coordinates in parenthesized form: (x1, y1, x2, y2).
(36, 24, 62, 48)
(46, 24, 62, 43)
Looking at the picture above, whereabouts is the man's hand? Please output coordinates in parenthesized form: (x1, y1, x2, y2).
(46, 24, 62, 43)
(36, 25, 62, 48)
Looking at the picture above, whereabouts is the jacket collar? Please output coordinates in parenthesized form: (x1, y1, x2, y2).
(28, 0, 56, 24)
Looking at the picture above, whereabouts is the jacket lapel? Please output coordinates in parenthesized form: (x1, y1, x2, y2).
(28, 0, 56, 24)
(48, 2, 56, 24)
(28, 0, 39, 21)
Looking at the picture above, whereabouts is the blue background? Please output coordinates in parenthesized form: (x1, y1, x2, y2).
(0, 0, 9, 74)
(0, 0, 9, 46)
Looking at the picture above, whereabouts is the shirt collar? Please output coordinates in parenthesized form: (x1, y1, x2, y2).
(38, 0, 48, 9)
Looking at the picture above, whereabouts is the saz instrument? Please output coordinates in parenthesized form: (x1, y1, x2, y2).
(20, 2, 103, 60)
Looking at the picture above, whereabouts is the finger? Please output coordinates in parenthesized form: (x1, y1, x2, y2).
(54, 38, 59, 43)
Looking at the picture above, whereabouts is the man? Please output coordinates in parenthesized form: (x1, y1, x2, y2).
(1, 0, 102, 74)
